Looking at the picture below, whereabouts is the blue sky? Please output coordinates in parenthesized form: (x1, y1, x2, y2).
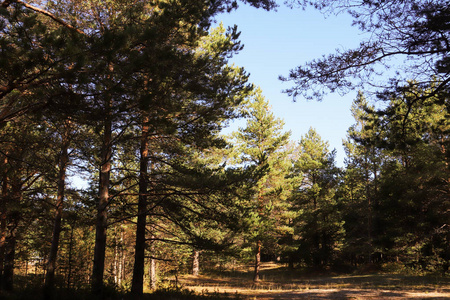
(216, 4, 364, 166)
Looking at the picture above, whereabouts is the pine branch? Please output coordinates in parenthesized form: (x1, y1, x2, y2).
(15, 0, 85, 35)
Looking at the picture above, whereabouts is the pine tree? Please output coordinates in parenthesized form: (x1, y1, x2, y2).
(293, 128, 342, 267)
(341, 92, 384, 264)
(372, 83, 450, 272)
(230, 89, 294, 281)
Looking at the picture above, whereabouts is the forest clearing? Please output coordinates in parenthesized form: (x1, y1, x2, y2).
(172, 262, 450, 300)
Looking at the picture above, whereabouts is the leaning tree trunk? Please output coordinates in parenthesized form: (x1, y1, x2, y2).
(44, 121, 70, 298)
(253, 240, 261, 282)
(92, 97, 112, 296)
(131, 116, 150, 297)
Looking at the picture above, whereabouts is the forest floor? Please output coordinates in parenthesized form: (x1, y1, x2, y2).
(174, 262, 450, 299)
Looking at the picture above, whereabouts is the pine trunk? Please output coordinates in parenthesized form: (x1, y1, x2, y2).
(44, 122, 70, 297)
(365, 154, 373, 263)
(149, 257, 157, 290)
(92, 98, 112, 296)
(0, 155, 8, 289)
(113, 226, 118, 286)
(118, 229, 124, 287)
(288, 255, 294, 270)
(253, 240, 261, 282)
(2, 183, 20, 291)
(131, 117, 150, 297)
(66, 225, 74, 289)
(148, 234, 157, 290)
(2, 235, 15, 291)
(192, 249, 200, 276)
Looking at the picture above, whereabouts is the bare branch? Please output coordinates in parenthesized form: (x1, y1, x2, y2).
(15, 0, 86, 35)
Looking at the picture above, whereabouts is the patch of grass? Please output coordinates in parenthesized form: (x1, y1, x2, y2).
(176, 261, 450, 296)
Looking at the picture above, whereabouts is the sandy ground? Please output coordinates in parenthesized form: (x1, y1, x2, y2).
(186, 285, 450, 299)
(176, 263, 450, 299)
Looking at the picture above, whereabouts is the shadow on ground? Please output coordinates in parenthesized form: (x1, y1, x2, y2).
(173, 262, 450, 299)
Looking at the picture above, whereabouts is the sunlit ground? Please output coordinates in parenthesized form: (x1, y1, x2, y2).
(172, 262, 450, 299)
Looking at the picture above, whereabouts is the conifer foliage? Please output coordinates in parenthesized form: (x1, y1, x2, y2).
(229, 89, 298, 281)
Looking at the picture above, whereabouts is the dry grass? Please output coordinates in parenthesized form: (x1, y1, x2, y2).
(173, 262, 450, 299)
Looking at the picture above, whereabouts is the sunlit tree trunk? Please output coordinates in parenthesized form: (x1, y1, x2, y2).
(118, 228, 124, 287)
(149, 257, 157, 290)
(149, 234, 157, 290)
(253, 240, 261, 282)
(192, 249, 200, 276)
(113, 226, 119, 286)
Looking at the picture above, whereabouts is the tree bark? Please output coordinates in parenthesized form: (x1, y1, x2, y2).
(288, 254, 294, 270)
(2, 235, 15, 291)
(364, 153, 373, 263)
(44, 121, 70, 298)
(2, 182, 20, 291)
(149, 257, 157, 290)
(113, 226, 118, 286)
(92, 97, 112, 296)
(118, 228, 124, 287)
(253, 240, 261, 282)
(0, 155, 8, 289)
(148, 234, 157, 290)
(131, 116, 150, 297)
(66, 225, 74, 289)
(192, 249, 200, 276)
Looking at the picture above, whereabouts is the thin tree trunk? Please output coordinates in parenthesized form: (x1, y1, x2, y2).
(2, 182, 20, 291)
(288, 255, 294, 270)
(66, 225, 74, 289)
(131, 116, 150, 297)
(148, 234, 157, 290)
(3, 235, 15, 291)
(118, 228, 124, 287)
(92, 96, 112, 296)
(0, 155, 8, 289)
(113, 226, 118, 286)
(44, 121, 70, 297)
(192, 249, 200, 276)
(149, 257, 157, 290)
(312, 193, 320, 267)
(287, 233, 294, 270)
(364, 153, 372, 263)
(253, 240, 261, 282)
